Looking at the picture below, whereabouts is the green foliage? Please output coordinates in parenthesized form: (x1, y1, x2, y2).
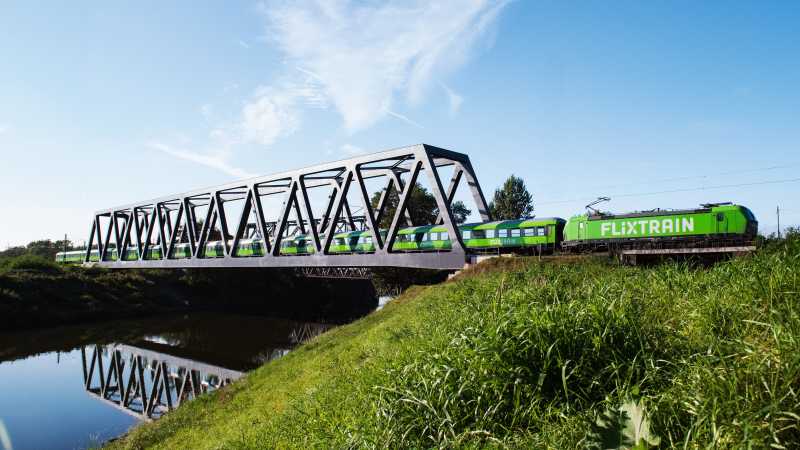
(0, 254, 62, 273)
(488, 174, 533, 220)
(111, 240, 800, 449)
(451, 200, 471, 224)
(589, 399, 660, 449)
(369, 182, 440, 227)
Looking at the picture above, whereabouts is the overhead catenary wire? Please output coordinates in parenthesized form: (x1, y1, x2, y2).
(579, 162, 800, 191)
(537, 176, 800, 206)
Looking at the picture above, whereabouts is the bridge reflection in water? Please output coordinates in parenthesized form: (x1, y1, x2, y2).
(81, 322, 331, 421)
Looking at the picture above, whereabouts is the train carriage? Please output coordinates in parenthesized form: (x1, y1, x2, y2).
(562, 203, 757, 252)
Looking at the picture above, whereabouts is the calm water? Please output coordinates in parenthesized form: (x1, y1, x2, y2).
(0, 313, 337, 450)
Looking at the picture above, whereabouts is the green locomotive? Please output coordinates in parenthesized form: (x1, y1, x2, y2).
(561, 203, 757, 252)
(56, 203, 757, 263)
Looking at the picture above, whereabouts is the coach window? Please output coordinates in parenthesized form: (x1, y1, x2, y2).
(511, 229, 521, 237)
(441, 231, 449, 240)
(473, 230, 485, 239)
(430, 232, 439, 241)
(523, 228, 535, 237)
(498, 229, 508, 238)
(462, 230, 472, 239)
(486, 229, 496, 239)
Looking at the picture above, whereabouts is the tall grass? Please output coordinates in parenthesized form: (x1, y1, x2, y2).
(111, 239, 800, 449)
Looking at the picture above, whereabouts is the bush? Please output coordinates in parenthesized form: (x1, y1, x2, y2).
(1, 254, 62, 273)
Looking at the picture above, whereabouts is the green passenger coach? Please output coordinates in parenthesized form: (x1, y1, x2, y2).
(562, 203, 757, 251)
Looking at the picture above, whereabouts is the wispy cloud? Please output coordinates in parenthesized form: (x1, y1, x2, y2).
(440, 83, 464, 116)
(156, 1, 508, 179)
(261, 0, 510, 132)
(240, 74, 327, 146)
(149, 141, 256, 179)
(386, 110, 424, 129)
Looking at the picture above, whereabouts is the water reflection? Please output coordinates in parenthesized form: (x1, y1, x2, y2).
(0, 314, 334, 450)
(82, 344, 243, 421)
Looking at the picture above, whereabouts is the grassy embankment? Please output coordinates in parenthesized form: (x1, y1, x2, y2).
(0, 256, 376, 331)
(110, 239, 799, 449)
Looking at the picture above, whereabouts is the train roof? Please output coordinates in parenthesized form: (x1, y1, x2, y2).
(585, 204, 745, 221)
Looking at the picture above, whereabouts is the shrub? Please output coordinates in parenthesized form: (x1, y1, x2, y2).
(1, 254, 62, 273)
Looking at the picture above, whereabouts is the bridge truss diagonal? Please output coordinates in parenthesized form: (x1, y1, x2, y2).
(85, 144, 491, 270)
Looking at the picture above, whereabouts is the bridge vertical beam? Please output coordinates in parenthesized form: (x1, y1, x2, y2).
(384, 161, 422, 254)
(271, 180, 298, 256)
(297, 176, 322, 252)
(460, 158, 492, 222)
(354, 163, 384, 251)
(421, 149, 465, 253)
(322, 170, 353, 254)
(251, 185, 273, 255)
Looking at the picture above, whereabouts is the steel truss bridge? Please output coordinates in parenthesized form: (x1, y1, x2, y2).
(85, 144, 491, 270)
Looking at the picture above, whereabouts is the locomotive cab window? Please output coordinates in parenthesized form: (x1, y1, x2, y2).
(717, 213, 725, 221)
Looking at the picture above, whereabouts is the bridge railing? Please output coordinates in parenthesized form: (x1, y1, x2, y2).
(85, 144, 490, 269)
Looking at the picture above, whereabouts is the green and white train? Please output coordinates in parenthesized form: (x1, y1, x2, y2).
(56, 203, 757, 263)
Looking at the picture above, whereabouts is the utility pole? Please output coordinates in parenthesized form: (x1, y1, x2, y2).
(777, 206, 781, 239)
(64, 233, 68, 263)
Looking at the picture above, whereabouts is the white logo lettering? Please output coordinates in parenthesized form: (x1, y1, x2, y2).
(682, 217, 694, 233)
(625, 222, 636, 235)
(649, 220, 660, 233)
(662, 219, 673, 233)
(601, 223, 611, 236)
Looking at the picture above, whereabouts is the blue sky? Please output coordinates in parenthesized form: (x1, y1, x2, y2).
(0, 1, 798, 247)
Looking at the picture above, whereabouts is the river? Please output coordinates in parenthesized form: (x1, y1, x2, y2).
(0, 308, 387, 450)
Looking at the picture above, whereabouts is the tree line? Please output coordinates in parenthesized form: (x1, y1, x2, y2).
(369, 174, 535, 226)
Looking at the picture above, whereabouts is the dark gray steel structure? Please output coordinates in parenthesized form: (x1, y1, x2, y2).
(82, 344, 243, 421)
(85, 144, 490, 270)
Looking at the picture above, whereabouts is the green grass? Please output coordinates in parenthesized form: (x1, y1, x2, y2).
(110, 240, 800, 449)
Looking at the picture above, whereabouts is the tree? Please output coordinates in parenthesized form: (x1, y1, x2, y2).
(369, 183, 471, 227)
(489, 175, 533, 220)
(451, 201, 471, 225)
